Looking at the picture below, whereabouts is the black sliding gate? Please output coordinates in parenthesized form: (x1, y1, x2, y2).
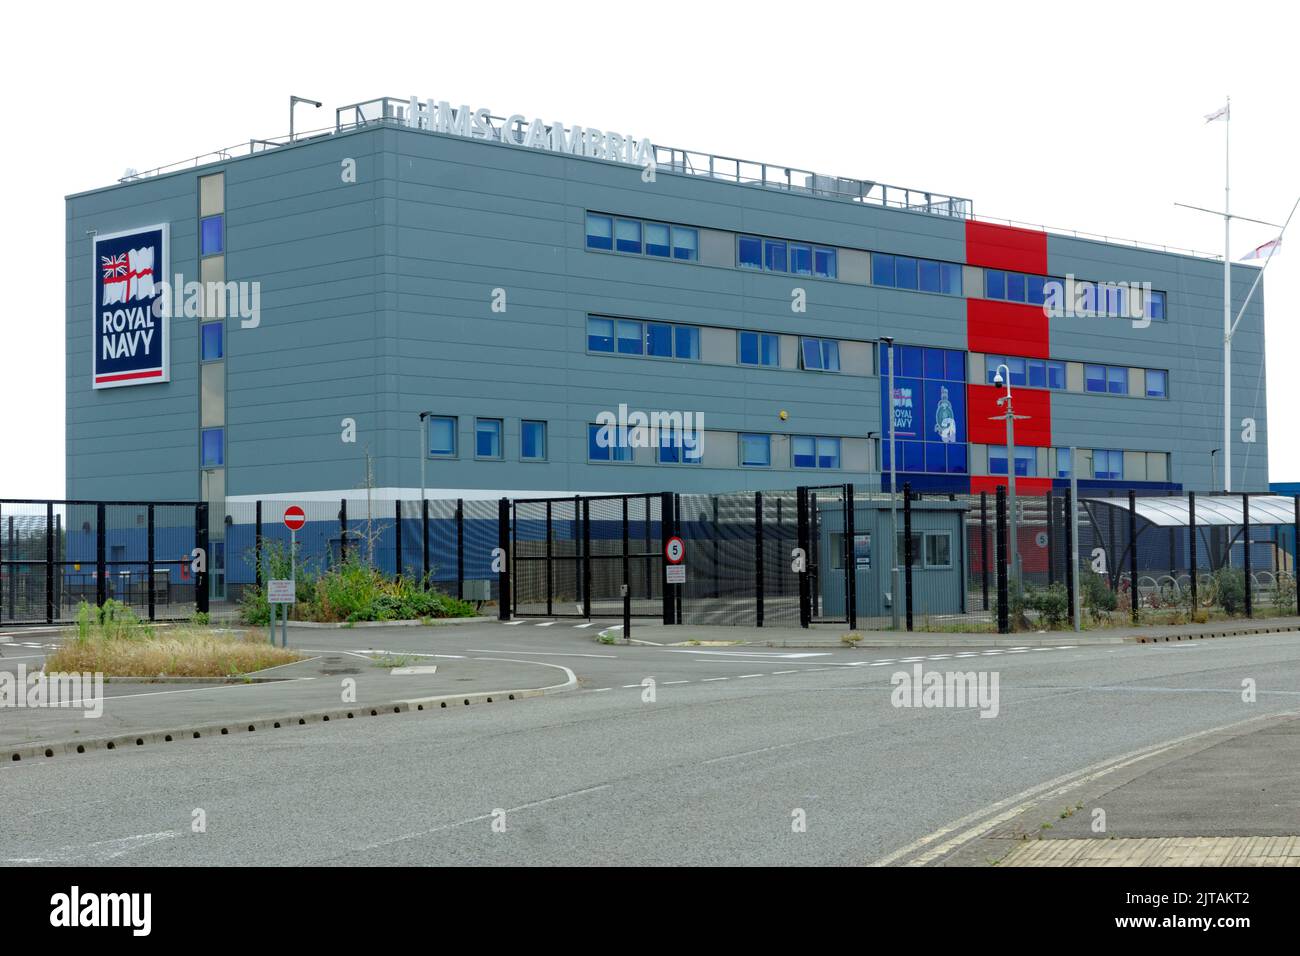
(511, 493, 669, 619)
(0, 499, 207, 626)
(798, 484, 857, 628)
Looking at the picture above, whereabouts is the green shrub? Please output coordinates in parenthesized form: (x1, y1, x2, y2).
(1022, 583, 1069, 629)
(1080, 573, 1117, 623)
(1213, 567, 1245, 615)
(1274, 573, 1297, 612)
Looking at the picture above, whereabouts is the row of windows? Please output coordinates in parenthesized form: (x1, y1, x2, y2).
(983, 354, 1066, 390)
(585, 214, 698, 260)
(738, 236, 838, 278)
(873, 254, 963, 296)
(986, 268, 1167, 320)
(1084, 363, 1167, 398)
(588, 429, 844, 469)
(983, 355, 1168, 398)
(426, 417, 548, 462)
(880, 343, 967, 383)
(586, 316, 701, 359)
(584, 212, 1171, 318)
(987, 446, 1153, 481)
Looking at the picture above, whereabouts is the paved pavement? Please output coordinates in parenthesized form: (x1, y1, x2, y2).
(0, 620, 1296, 865)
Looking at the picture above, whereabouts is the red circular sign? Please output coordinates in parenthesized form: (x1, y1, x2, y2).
(283, 506, 307, 531)
(665, 536, 685, 564)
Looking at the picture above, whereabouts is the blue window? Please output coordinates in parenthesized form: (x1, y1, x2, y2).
(985, 355, 1004, 385)
(1026, 275, 1047, 306)
(872, 253, 896, 287)
(792, 436, 816, 468)
(1005, 356, 1026, 386)
(902, 441, 924, 472)
(427, 416, 457, 457)
(947, 443, 968, 474)
(672, 227, 698, 261)
(918, 259, 941, 293)
(200, 322, 223, 361)
(986, 270, 1006, 300)
(587, 316, 614, 352)
(790, 243, 812, 275)
(475, 418, 502, 459)
(740, 433, 770, 467)
(940, 262, 962, 296)
(816, 437, 841, 469)
(200, 215, 224, 256)
(814, 247, 837, 279)
(1085, 364, 1107, 393)
(1047, 361, 1066, 390)
(588, 423, 632, 462)
(1149, 291, 1166, 321)
(924, 348, 946, 380)
(800, 337, 840, 372)
(898, 345, 924, 379)
(645, 322, 673, 357)
(616, 320, 643, 355)
(1027, 359, 1046, 388)
(585, 213, 613, 251)
(674, 325, 700, 360)
(1055, 447, 1073, 478)
(764, 239, 787, 272)
(894, 257, 918, 290)
(739, 331, 780, 367)
(1146, 369, 1167, 398)
(521, 420, 547, 461)
(1107, 366, 1128, 395)
(658, 426, 702, 464)
(945, 350, 966, 382)
(738, 235, 762, 269)
(614, 218, 642, 254)
(1093, 449, 1123, 480)
(1005, 272, 1026, 302)
(989, 445, 1036, 477)
(645, 222, 671, 257)
(200, 427, 224, 467)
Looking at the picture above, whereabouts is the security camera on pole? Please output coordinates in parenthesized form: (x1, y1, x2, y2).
(991, 365, 1030, 598)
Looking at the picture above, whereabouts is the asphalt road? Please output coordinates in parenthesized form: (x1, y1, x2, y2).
(1, 622, 1298, 866)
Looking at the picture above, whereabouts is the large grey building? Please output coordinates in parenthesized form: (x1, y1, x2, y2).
(66, 94, 1269, 518)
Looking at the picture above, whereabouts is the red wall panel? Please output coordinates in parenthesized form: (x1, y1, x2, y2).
(967, 299, 1050, 359)
(965, 221, 1048, 274)
(967, 384, 1052, 446)
(970, 476, 1054, 497)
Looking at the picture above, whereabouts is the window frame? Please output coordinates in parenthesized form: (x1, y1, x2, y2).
(739, 433, 771, 467)
(521, 420, 547, 462)
(426, 415, 458, 459)
(474, 418, 503, 460)
(923, 531, 953, 569)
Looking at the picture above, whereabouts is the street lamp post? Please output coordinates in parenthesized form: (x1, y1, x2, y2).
(1210, 448, 1220, 492)
(881, 336, 900, 629)
(418, 412, 434, 509)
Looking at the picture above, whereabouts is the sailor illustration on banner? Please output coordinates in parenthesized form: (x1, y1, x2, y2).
(934, 386, 957, 444)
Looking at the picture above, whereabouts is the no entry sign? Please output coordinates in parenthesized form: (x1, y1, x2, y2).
(283, 506, 306, 532)
(665, 536, 685, 564)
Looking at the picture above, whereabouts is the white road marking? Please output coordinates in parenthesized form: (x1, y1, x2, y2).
(663, 680, 690, 685)
(665, 649, 828, 658)
(736, 674, 763, 679)
(868, 661, 896, 666)
(504, 620, 527, 626)
(574, 623, 597, 629)
(2, 830, 179, 864)
(591, 687, 611, 692)
(621, 684, 641, 689)
(702, 677, 729, 682)
(467, 648, 617, 659)
(390, 666, 438, 676)
(535, 621, 557, 627)
(772, 670, 800, 675)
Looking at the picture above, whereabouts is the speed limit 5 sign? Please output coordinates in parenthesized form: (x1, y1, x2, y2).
(664, 536, 685, 564)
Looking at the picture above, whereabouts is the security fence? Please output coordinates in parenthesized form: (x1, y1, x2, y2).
(0, 499, 206, 626)
(10, 487, 1297, 632)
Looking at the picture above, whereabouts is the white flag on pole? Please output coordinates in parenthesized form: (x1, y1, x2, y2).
(1240, 238, 1281, 261)
(1205, 103, 1230, 123)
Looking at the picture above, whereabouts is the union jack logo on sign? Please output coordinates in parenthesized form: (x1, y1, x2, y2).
(101, 253, 128, 280)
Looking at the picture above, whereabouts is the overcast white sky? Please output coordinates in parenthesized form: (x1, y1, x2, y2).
(1, 0, 1295, 498)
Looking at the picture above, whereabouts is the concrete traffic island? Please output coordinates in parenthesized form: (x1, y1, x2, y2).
(1, 646, 576, 764)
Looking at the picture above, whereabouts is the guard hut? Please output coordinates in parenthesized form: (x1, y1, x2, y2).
(815, 496, 970, 622)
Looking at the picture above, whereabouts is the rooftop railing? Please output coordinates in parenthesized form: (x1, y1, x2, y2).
(111, 96, 1223, 262)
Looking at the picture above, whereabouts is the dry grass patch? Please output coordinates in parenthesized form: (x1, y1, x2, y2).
(49, 602, 300, 677)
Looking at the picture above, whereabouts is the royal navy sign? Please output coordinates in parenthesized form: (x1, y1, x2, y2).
(92, 224, 169, 389)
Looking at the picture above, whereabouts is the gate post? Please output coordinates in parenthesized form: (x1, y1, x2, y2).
(255, 500, 263, 589)
(195, 502, 209, 616)
(96, 502, 107, 609)
(339, 498, 348, 564)
(995, 486, 1009, 634)
(1129, 491, 1139, 624)
(422, 498, 430, 589)
(1243, 493, 1253, 618)
(980, 491, 990, 611)
(583, 497, 593, 621)
(1046, 490, 1056, 587)
(45, 501, 54, 624)
(147, 504, 156, 622)
(845, 483, 857, 630)
(1189, 491, 1199, 612)
(545, 500, 553, 617)
(755, 492, 764, 628)
(456, 498, 465, 602)
(1063, 488, 1074, 625)
(796, 486, 811, 628)
(903, 483, 913, 632)
(622, 495, 631, 637)
(497, 497, 510, 621)
(661, 492, 674, 625)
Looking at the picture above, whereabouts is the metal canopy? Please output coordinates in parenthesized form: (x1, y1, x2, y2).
(1082, 494, 1297, 528)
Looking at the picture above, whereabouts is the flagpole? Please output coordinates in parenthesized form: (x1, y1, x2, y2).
(1223, 96, 1232, 493)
